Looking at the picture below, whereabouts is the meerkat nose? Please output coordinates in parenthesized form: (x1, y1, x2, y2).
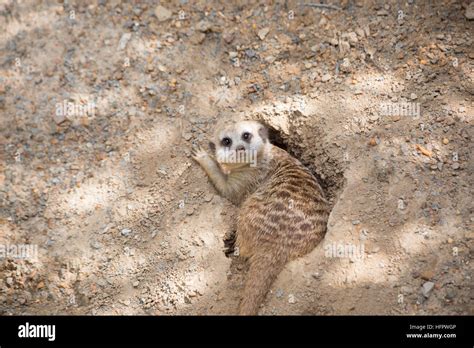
(236, 145, 245, 152)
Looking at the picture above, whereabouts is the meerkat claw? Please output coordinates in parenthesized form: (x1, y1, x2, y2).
(192, 146, 208, 162)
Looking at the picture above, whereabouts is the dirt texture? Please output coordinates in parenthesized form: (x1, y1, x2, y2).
(0, 0, 473, 315)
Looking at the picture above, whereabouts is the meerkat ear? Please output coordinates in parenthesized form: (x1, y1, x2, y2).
(208, 141, 216, 152)
(258, 126, 268, 143)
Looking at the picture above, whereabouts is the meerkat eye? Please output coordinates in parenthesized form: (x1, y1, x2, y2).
(242, 132, 252, 141)
(221, 137, 232, 146)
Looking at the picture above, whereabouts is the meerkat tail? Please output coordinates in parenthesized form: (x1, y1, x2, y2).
(238, 254, 287, 315)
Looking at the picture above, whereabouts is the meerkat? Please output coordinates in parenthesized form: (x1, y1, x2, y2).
(192, 120, 329, 315)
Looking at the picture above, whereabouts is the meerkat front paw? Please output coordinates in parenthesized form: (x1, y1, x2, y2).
(192, 146, 211, 164)
(223, 229, 237, 258)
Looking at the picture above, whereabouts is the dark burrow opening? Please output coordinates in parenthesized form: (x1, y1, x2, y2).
(261, 120, 345, 206)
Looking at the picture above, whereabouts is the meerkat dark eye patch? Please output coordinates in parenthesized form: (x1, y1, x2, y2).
(258, 126, 268, 143)
(241, 132, 252, 143)
(221, 137, 232, 147)
(208, 141, 216, 152)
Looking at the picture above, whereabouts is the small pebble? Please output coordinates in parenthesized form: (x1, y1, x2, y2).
(121, 228, 132, 236)
(422, 281, 434, 297)
(445, 288, 457, 300)
(257, 27, 270, 40)
(321, 74, 331, 82)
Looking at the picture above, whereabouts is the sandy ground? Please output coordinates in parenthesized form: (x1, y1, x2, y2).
(0, 0, 473, 315)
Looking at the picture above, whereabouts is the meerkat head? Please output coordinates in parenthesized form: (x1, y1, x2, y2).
(209, 120, 269, 173)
